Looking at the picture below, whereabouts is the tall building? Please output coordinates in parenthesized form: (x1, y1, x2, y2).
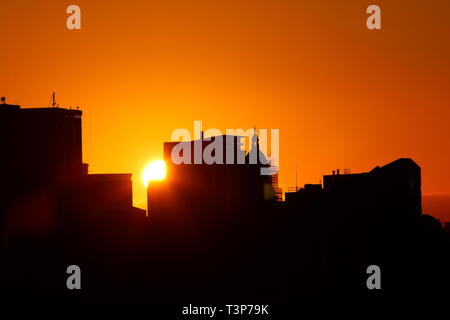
(0, 102, 82, 188)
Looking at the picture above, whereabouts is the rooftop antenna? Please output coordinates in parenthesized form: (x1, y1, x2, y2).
(52, 92, 56, 108)
(48, 92, 58, 108)
(295, 164, 298, 191)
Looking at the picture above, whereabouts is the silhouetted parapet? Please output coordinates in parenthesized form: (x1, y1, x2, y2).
(0, 102, 20, 110)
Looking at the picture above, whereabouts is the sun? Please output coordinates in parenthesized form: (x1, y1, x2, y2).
(142, 160, 167, 187)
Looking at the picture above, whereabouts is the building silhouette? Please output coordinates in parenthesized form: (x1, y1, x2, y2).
(0, 98, 449, 299)
(286, 158, 422, 220)
(0, 102, 82, 211)
(148, 131, 280, 221)
(0, 102, 144, 236)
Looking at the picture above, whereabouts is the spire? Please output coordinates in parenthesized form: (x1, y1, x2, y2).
(252, 126, 258, 147)
(250, 126, 260, 164)
(246, 126, 268, 165)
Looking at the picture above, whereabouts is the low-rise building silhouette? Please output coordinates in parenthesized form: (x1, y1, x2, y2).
(286, 158, 422, 220)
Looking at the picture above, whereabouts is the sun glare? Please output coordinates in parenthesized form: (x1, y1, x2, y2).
(142, 160, 167, 187)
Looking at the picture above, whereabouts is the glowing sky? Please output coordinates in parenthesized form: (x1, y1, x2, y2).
(1, 0, 449, 219)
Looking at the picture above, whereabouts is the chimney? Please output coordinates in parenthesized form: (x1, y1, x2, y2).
(337, 169, 340, 175)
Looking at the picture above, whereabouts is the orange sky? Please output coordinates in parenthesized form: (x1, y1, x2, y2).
(1, 0, 449, 218)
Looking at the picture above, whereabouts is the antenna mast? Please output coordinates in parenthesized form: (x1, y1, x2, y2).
(52, 92, 56, 108)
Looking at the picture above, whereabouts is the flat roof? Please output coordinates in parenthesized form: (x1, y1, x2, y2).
(0, 105, 82, 115)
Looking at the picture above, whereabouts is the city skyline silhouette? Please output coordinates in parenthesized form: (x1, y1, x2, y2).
(2, 1, 450, 225)
(0, 101, 449, 299)
(1, 1, 450, 307)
